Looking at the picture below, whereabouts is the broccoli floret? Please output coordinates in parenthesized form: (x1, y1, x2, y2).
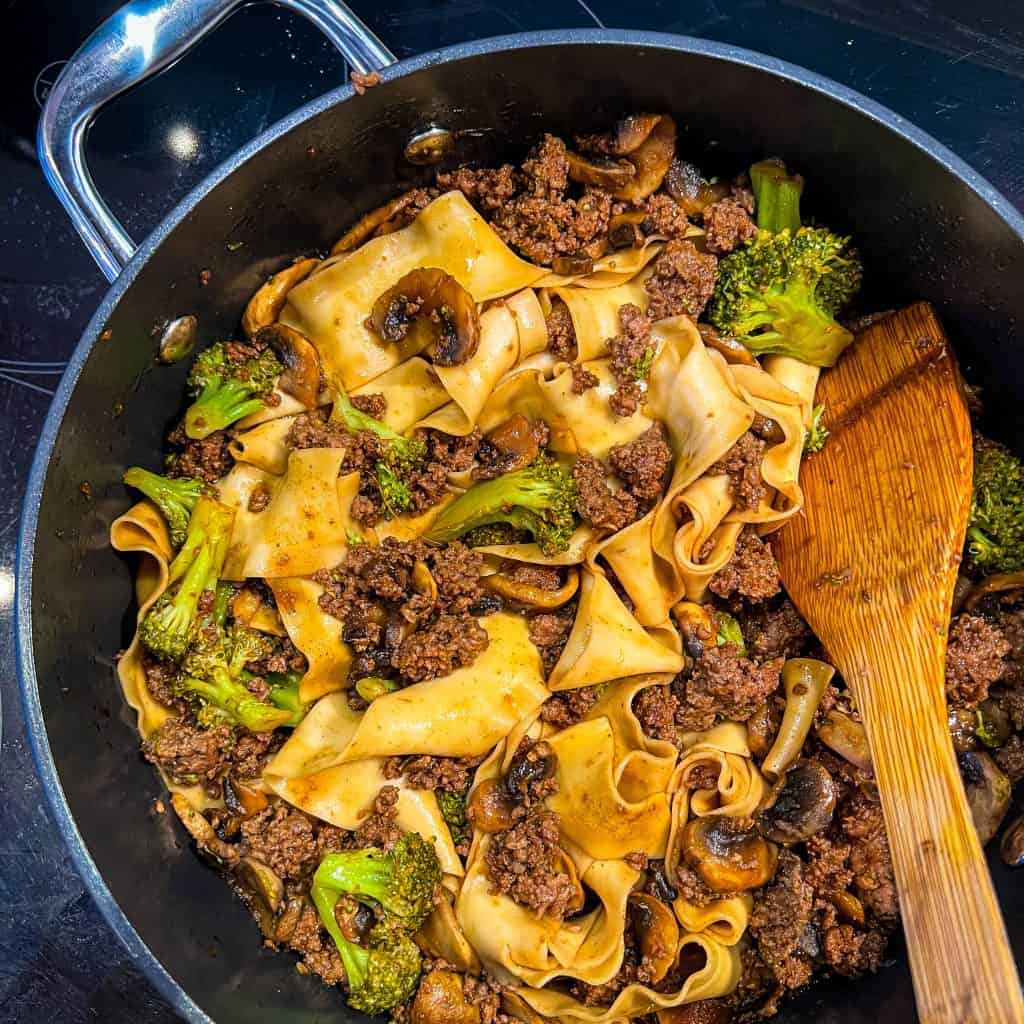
(376, 462, 415, 518)
(461, 523, 528, 548)
(139, 498, 234, 661)
(750, 158, 804, 235)
(332, 388, 427, 476)
(628, 347, 655, 382)
(226, 624, 278, 678)
(265, 670, 305, 723)
(184, 342, 282, 440)
(311, 885, 422, 1015)
(966, 438, 1024, 574)
(436, 789, 468, 845)
(313, 833, 441, 931)
(707, 227, 863, 368)
(715, 611, 746, 656)
(123, 467, 206, 547)
(426, 454, 577, 556)
(804, 403, 829, 454)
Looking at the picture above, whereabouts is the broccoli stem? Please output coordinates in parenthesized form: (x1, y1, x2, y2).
(123, 467, 204, 547)
(185, 380, 267, 440)
(750, 159, 804, 234)
(331, 388, 427, 472)
(182, 670, 293, 732)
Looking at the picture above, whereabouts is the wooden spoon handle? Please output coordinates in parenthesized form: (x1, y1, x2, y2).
(844, 618, 1024, 1023)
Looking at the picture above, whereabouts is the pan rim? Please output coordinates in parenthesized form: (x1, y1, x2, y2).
(15, 27, 1024, 1024)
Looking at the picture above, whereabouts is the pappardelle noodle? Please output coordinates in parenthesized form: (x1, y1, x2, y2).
(112, 114, 1024, 1023)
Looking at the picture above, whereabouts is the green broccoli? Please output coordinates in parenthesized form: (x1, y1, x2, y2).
(139, 497, 234, 661)
(331, 387, 427, 477)
(750, 158, 804, 235)
(804, 403, 829, 454)
(715, 611, 747, 656)
(184, 342, 282, 440)
(436, 789, 469, 845)
(311, 884, 422, 1014)
(226, 624, 279, 679)
(426, 454, 577, 556)
(461, 523, 528, 548)
(966, 438, 1024, 574)
(707, 226, 863, 368)
(313, 832, 441, 931)
(123, 467, 206, 547)
(354, 676, 402, 702)
(628, 346, 655, 382)
(376, 462, 415, 518)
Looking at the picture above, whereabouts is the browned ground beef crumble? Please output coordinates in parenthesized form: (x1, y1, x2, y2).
(675, 645, 784, 732)
(644, 239, 718, 320)
(167, 423, 234, 483)
(709, 527, 782, 602)
(945, 613, 1009, 709)
(707, 432, 768, 512)
(573, 453, 639, 532)
(633, 684, 680, 743)
(541, 685, 598, 728)
(528, 605, 577, 674)
(545, 299, 578, 360)
(609, 424, 673, 508)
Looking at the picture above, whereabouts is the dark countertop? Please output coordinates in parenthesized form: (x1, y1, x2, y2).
(0, 1, 1021, 1020)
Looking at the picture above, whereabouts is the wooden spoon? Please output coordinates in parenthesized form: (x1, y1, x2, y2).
(773, 302, 1024, 1022)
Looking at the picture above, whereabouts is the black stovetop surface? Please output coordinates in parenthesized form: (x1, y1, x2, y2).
(1, 1, 1022, 1020)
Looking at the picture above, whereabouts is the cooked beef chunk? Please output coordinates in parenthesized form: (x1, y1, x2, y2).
(285, 900, 345, 985)
(609, 379, 643, 417)
(675, 646, 783, 732)
(540, 686, 598, 729)
(245, 635, 308, 677)
(233, 730, 284, 780)
(462, 975, 508, 1024)
(143, 718, 233, 789)
(707, 432, 767, 511)
(484, 809, 577, 916)
(945, 614, 1009, 709)
(609, 424, 673, 508)
(142, 653, 185, 711)
(239, 803, 324, 881)
(570, 362, 600, 393)
(384, 755, 476, 792)
(394, 613, 489, 681)
(509, 564, 564, 590)
(573, 453, 638, 532)
(437, 165, 518, 212)
(166, 424, 234, 483)
(350, 392, 387, 419)
(703, 196, 757, 254)
(746, 598, 811, 660)
(643, 192, 692, 239)
(633, 684, 679, 742)
(749, 851, 814, 991)
(546, 299, 578, 360)
(352, 785, 403, 850)
(995, 734, 1024, 783)
(286, 408, 354, 451)
(528, 605, 576, 674)
(709, 528, 782, 602)
(644, 239, 717, 320)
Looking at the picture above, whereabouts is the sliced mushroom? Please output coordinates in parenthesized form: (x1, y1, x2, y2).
(412, 560, 439, 602)
(551, 254, 595, 276)
(758, 761, 836, 845)
(224, 775, 269, 818)
(697, 323, 758, 367)
(170, 792, 238, 865)
(681, 816, 777, 893)
(613, 116, 677, 203)
(761, 658, 835, 778)
(578, 114, 663, 156)
(629, 891, 680, 984)
(482, 414, 543, 474)
(671, 601, 716, 660)
(466, 777, 519, 833)
(964, 571, 1024, 612)
(254, 323, 321, 408)
(816, 710, 873, 771)
(566, 149, 636, 189)
(241, 257, 319, 338)
(958, 750, 1012, 845)
(976, 698, 1012, 749)
(236, 856, 284, 938)
(506, 740, 557, 796)
(750, 413, 787, 445)
(412, 970, 482, 1024)
(273, 895, 306, 943)
(483, 567, 580, 609)
(415, 888, 482, 973)
(501, 991, 551, 1024)
(608, 210, 647, 250)
(664, 159, 729, 217)
(1000, 815, 1024, 867)
(370, 267, 481, 366)
(157, 315, 198, 364)
(332, 190, 423, 255)
(829, 889, 866, 927)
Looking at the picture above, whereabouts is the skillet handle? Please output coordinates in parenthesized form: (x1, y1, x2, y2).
(38, 0, 396, 283)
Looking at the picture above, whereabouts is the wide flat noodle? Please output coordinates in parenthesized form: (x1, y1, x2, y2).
(546, 716, 672, 860)
(475, 524, 595, 567)
(217, 452, 357, 579)
(548, 280, 649, 361)
(265, 692, 462, 875)
(334, 613, 548, 762)
(269, 578, 351, 703)
(281, 191, 545, 390)
(549, 569, 683, 691)
(673, 894, 752, 947)
(352, 356, 449, 432)
(533, 238, 667, 290)
(229, 415, 299, 476)
(671, 474, 744, 604)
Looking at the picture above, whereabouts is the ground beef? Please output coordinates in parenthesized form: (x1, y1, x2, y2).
(609, 302, 653, 382)
(570, 362, 599, 393)
(675, 646, 783, 732)
(352, 785, 402, 850)
(995, 734, 1024, 783)
(573, 453, 638, 532)
(142, 654, 185, 710)
(282, 900, 345, 985)
(247, 484, 271, 513)
(999, 607, 1024, 686)
(546, 300, 578, 360)
(406, 428, 482, 516)
(685, 763, 721, 790)
(350, 68, 382, 94)
(841, 793, 899, 926)
(245, 635, 308, 677)
(286, 409, 348, 449)
(643, 192, 692, 239)
(609, 424, 672, 508)
(540, 686, 598, 729)
(644, 239, 717, 320)
(945, 614, 1009, 709)
(385, 755, 476, 792)
(462, 975, 508, 1024)
(350, 392, 387, 419)
(233, 730, 283, 780)
(707, 432, 767, 511)
(509, 565, 562, 591)
(749, 851, 814, 989)
(702, 196, 757, 254)
(437, 164, 519, 212)
(609, 379, 643, 417)
(166, 424, 234, 484)
(143, 718, 233, 789)
(633, 684, 679, 742)
(239, 804, 324, 881)
(746, 598, 811, 660)
(708, 528, 781, 602)
(528, 606, 576, 674)
(394, 613, 489, 681)
(822, 925, 887, 977)
(569, 927, 651, 1005)
(484, 809, 578, 917)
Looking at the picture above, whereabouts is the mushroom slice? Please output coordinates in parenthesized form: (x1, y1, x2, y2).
(816, 710, 873, 771)
(664, 159, 729, 218)
(964, 571, 1024, 612)
(697, 323, 758, 367)
(671, 600, 716, 659)
(332, 190, 423, 255)
(681, 816, 777, 893)
(608, 210, 647, 250)
(758, 761, 836, 845)
(958, 750, 1012, 845)
(370, 267, 481, 366)
(506, 740, 557, 796)
(416, 888, 482, 974)
(551, 254, 595, 276)
(1000, 815, 1024, 867)
(578, 114, 663, 156)
(236, 856, 284, 938)
(254, 323, 321, 408)
(466, 777, 519, 834)
(241, 257, 319, 338)
(613, 116, 677, 203)
(224, 775, 269, 818)
(483, 567, 580, 609)
(629, 891, 680, 983)
(501, 991, 551, 1024)
(566, 149, 636, 189)
(482, 414, 544, 475)
(412, 971, 481, 1024)
(170, 793, 238, 865)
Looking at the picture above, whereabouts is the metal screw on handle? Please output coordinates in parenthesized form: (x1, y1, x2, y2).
(38, 0, 396, 283)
